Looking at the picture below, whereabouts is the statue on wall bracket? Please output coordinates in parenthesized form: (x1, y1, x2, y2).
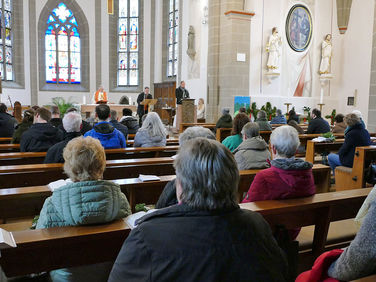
(187, 25, 196, 60)
(266, 27, 282, 82)
(319, 34, 333, 78)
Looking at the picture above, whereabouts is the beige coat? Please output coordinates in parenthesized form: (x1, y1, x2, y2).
(233, 136, 271, 170)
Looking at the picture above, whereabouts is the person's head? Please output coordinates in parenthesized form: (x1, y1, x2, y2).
(63, 136, 106, 182)
(22, 109, 34, 124)
(232, 113, 250, 135)
(110, 110, 118, 121)
(222, 108, 230, 116)
(141, 112, 166, 137)
(144, 87, 149, 94)
(241, 122, 260, 140)
(98, 85, 104, 92)
(14, 101, 21, 107)
(31, 105, 40, 111)
(334, 114, 344, 124)
(66, 107, 79, 114)
(180, 81, 185, 88)
(95, 104, 111, 121)
(13, 102, 22, 122)
(257, 110, 267, 120)
(272, 27, 278, 35)
(50, 105, 60, 118)
(352, 110, 363, 120)
(344, 113, 361, 127)
(174, 138, 239, 210)
(270, 125, 300, 159)
(325, 34, 332, 41)
(276, 109, 282, 116)
(288, 109, 296, 118)
(179, 126, 215, 146)
(63, 112, 82, 133)
(122, 108, 133, 116)
(239, 107, 246, 113)
(35, 107, 51, 123)
(311, 108, 321, 119)
(0, 103, 7, 113)
(198, 98, 204, 105)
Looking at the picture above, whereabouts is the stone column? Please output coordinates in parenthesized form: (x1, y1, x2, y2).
(207, 0, 254, 123)
(337, 0, 353, 34)
(368, 1, 376, 132)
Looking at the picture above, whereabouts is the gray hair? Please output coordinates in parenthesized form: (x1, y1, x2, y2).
(270, 125, 300, 158)
(110, 109, 117, 120)
(257, 110, 267, 119)
(140, 112, 167, 137)
(345, 113, 360, 127)
(276, 109, 282, 116)
(63, 112, 82, 133)
(179, 126, 215, 146)
(174, 138, 239, 210)
(222, 108, 230, 115)
(241, 122, 260, 138)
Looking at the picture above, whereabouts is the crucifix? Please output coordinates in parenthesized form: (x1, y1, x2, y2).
(108, 0, 114, 15)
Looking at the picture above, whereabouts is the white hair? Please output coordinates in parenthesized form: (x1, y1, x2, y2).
(140, 112, 167, 137)
(179, 126, 215, 146)
(352, 110, 363, 119)
(270, 125, 300, 158)
(63, 112, 82, 133)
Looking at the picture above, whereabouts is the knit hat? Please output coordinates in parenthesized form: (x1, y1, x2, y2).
(222, 108, 230, 115)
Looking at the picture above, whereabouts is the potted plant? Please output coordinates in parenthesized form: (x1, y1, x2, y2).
(303, 106, 311, 123)
(51, 97, 77, 117)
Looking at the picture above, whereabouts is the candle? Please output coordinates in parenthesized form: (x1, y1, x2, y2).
(83, 95, 86, 105)
(320, 87, 324, 104)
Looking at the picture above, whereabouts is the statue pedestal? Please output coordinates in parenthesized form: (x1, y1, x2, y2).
(175, 99, 197, 130)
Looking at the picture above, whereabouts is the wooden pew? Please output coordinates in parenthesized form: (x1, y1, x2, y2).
(335, 146, 376, 190)
(0, 146, 179, 166)
(0, 144, 19, 153)
(127, 133, 135, 139)
(0, 157, 176, 188)
(180, 123, 216, 133)
(305, 139, 344, 164)
(0, 188, 369, 278)
(216, 128, 232, 142)
(0, 164, 330, 219)
(0, 137, 11, 144)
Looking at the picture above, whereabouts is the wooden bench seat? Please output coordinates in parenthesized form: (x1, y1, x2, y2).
(335, 146, 376, 190)
(0, 188, 369, 278)
(0, 137, 11, 144)
(180, 123, 216, 133)
(305, 139, 344, 164)
(0, 145, 179, 166)
(0, 164, 331, 220)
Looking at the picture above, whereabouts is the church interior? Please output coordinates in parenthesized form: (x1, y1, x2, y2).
(0, 0, 376, 281)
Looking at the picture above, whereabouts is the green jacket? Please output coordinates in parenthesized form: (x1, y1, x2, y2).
(11, 121, 32, 144)
(37, 180, 131, 282)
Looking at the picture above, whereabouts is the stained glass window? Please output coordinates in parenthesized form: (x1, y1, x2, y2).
(0, 0, 13, 81)
(167, 0, 178, 77)
(118, 0, 139, 86)
(45, 3, 81, 84)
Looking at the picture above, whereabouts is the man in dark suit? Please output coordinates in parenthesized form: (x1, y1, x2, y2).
(175, 81, 190, 105)
(137, 87, 152, 125)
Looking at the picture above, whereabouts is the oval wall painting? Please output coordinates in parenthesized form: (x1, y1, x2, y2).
(286, 5, 313, 52)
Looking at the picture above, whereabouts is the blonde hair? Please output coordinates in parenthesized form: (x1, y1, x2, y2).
(140, 112, 167, 138)
(63, 136, 106, 182)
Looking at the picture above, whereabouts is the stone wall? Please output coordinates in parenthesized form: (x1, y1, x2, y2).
(368, 1, 376, 132)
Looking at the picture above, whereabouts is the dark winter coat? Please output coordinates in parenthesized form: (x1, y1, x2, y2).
(50, 118, 62, 128)
(155, 179, 178, 209)
(119, 116, 139, 134)
(11, 121, 33, 144)
(20, 123, 63, 152)
(44, 132, 81, 163)
(0, 112, 16, 137)
(215, 114, 233, 129)
(338, 123, 371, 168)
(109, 204, 288, 282)
(307, 117, 331, 134)
(109, 119, 128, 139)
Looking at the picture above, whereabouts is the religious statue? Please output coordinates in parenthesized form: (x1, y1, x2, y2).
(266, 27, 282, 72)
(319, 34, 332, 75)
(187, 25, 196, 60)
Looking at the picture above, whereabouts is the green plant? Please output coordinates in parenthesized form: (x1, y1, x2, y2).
(52, 97, 77, 117)
(135, 203, 148, 212)
(250, 102, 258, 120)
(321, 132, 336, 141)
(303, 106, 311, 122)
(325, 109, 336, 126)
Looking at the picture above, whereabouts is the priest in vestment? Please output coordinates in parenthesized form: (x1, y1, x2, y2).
(95, 86, 108, 104)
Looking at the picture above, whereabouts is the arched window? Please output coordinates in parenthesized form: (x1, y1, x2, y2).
(118, 0, 139, 86)
(45, 2, 80, 84)
(167, 0, 178, 77)
(0, 0, 13, 81)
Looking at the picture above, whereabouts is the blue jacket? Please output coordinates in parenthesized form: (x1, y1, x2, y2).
(84, 121, 126, 149)
(270, 115, 287, 125)
(37, 180, 131, 282)
(339, 123, 371, 167)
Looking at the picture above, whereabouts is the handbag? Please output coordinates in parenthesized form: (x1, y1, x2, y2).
(365, 162, 376, 185)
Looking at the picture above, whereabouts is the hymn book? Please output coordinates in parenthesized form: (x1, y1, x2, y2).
(138, 175, 161, 182)
(124, 209, 157, 229)
(0, 228, 16, 249)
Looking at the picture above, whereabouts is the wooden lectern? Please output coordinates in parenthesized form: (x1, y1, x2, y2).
(140, 99, 158, 113)
(176, 99, 197, 130)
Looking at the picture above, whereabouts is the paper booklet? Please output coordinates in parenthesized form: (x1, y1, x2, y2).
(138, 174, 161, 182)
(0, 228, 16, 249)
(124, 209, 157, 229)
(48, 179, 73, 192)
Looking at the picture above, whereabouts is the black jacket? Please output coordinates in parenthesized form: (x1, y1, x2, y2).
(216, 114, 233, 129)
(50, 118, 62, 128)
(155, 179, 178, 208)
(339, 123, 371, 167)
(175, 87, 190, 104)
(58, 120, 93, 137)
(0, 112, 16, 137)
(120, 116, 139, 134)
(44, 132, 81, 164)
(20, 123, 63, 152)
(109, 204, 288, 282)
(307, 117, 331, 134)
(137, 92, 153, 116)
(110, 120, 128, 139)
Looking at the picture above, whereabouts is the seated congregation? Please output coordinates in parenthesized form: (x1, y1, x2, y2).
(0, 102, 375, 282)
